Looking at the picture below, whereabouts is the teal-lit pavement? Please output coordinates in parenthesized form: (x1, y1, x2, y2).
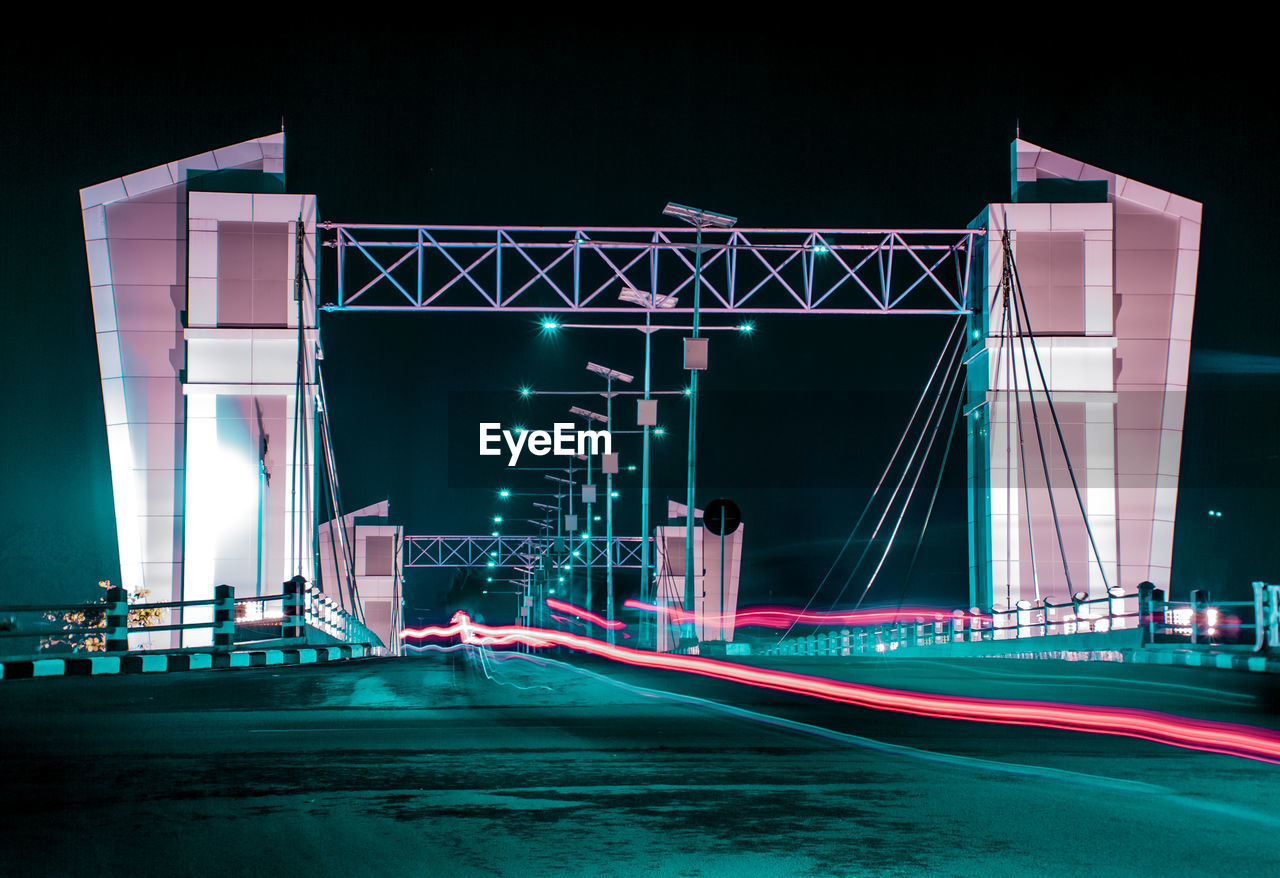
(3, 652, 1278, 877)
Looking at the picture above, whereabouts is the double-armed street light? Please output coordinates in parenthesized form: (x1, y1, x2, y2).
(661, 202, 737, 647)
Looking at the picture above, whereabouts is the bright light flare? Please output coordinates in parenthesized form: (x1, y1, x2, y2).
(545, 597, 625, 631)
(399, 614, 1280, 765)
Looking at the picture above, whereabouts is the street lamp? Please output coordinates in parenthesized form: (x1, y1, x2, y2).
(569, 405, 607, 613)
(663, 201, 737, 647)
(587, 361, 634, 645)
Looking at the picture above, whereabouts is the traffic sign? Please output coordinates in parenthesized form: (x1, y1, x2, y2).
(703, 498, 741, 536)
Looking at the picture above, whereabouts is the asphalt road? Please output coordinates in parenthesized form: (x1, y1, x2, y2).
(2, 649, 1279, 877)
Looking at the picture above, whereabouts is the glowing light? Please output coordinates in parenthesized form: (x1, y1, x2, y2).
(401, 614, 1280, 765)
(682, 387, 692, 396)
(493, 516, 503, 523)
(623, 599, 987, 630)
(499, 489, 511, 498)
(518, 386, 532, 398)
(654, 427, 666, 436)
(545, 598, 625, 631)
(812, 243, 829, 254)
(540, 317, 560, 332)
(738, 322, 755, 333)
(627, 464, 637, 472)
(490, 530, 499, 537)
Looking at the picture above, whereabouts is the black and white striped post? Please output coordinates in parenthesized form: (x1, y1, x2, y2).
(283, 576, 306, 640)
(213, 584, 235, 650)
(105, 586, 129, 653)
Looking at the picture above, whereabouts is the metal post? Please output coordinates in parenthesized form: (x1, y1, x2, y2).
(567, 457, 575, 608)
(554, 482, 563, 627)
(1253, 581, 1280, 652)
(606, 375, 614, 646)
(1190, 588, 1210, 646)
(1138, 581, 1155, 646)
(284, 576, 305, 640)
(585, 454, 593, 612)
(640, 310, 652, 650)
(719, 521, 726, 642)
(213, 584, 235, 651)
(683, 224, 703, 646)
(105, 586, 129, 653)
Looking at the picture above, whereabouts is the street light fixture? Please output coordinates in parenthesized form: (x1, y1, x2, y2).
(569, 407, 607, 612)
(662, 202, 738, 228)
(618, 285, 679, 309)
(663, 201, 736, 648)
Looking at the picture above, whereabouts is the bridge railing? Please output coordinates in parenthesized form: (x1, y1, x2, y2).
(759, 583, 1280, 657)
(0, 580, 378, 657)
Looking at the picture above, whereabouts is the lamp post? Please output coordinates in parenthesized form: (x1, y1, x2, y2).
(545, 300, 750, 650)
(543, 473, 578, 607)
(569, 405, 606, 613)
(587, 362, 633, 645)
(662, 202, 737, 647)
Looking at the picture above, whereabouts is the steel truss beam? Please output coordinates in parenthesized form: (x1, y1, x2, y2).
(404, 535, 647, 569)
(323, 224, 980, 315)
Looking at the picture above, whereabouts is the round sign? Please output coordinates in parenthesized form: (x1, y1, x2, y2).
(703, 498, 741, 536)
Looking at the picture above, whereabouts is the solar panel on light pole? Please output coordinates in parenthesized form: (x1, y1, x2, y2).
(662, 202, 737, 648)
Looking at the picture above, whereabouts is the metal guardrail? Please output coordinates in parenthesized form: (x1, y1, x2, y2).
(760, 582, 1280, 657)
(0, 578, 379, 656)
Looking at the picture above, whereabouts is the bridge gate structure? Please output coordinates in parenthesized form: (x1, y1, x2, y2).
(79, 133, 1198, 650)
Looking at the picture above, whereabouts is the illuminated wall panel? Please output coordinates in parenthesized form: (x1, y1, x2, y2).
(181, 190, 317, 645)
(969, 140, 1200, 611)
(80, 133, 286, 648)
(318, 501, 402, 655)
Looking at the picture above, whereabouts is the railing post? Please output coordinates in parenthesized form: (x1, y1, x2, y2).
(105, 586, 129, 653)
(213, 584, 235, 650)
(1254, 581, 1280, 652)
(1190, 588, 1210, 646)
(284, 576, 306, 640)
(1138, 581, 1156, 646)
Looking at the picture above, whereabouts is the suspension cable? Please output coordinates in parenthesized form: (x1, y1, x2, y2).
(853, 349, 966, 608)
(828, 323, 967, 612)
(778, 317, 965, 641)
(892, 384, 964, 613)
(1004, 229, 1073, 597)
(1006, 237, 1112, 594)
(1004, 257, 1042, 602)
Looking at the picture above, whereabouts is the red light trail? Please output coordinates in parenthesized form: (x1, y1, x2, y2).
(401, 614, 1280, 765)
(545, 598, 625, 630)
(622, 599, 983, 630)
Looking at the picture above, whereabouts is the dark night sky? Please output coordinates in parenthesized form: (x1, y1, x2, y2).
(1, 32, 1276, 622)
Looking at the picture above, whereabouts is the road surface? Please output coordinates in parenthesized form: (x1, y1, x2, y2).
(2, 649, 1278, 877)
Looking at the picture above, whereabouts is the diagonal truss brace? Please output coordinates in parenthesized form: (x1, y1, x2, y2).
(404, 535, 648, 569)
(324, 225, 980, 315)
